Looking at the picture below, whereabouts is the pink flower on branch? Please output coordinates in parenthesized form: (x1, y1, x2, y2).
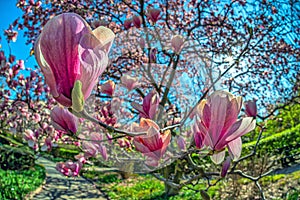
(50, 106, 78, 134)
(244, 100, 257, 117)
(221, 156, 231, 177)
(34, 13, 115, 108)
(132, 90, 159, 120)
(171, 35, 184, 54)
(147, 8, 161, 23)
(193, 91, 256, 164)
(124, 18, 132, 30)
(100, 80, 115, 96)
(133, 118, 171, 166)
(133, 15, 142, 28)
(56, 160, 83, 177)
(120, 74, 139, 91)
(82, 132, 107, 161)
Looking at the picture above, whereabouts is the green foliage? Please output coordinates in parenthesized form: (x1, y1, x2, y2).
(243, 123, 300, 157)
(243, 103, 300, 143)
(51, 145, 80, 160)
(265, 103, 300, 135)
(0, 145, 35, 170)
(83, 169, 219, 200)
(0, 165, 45, 200)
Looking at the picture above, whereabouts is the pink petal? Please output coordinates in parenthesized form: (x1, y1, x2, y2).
(225, 117, 256, 142)
(38, 13, 90, 102)
(221, 156, 231, 177)
(227, 137, 242, 161)
(244, 100, 257, 117)
(208, 91, 231, 146)
(210, 151, 225, 164)
(171, 35, 184, 53)
(78, 42, 108, 100)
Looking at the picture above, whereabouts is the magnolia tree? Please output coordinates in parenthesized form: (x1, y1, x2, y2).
(1, 0, 299, 199)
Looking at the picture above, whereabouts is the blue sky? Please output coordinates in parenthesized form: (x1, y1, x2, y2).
(0, 0, 37, 67)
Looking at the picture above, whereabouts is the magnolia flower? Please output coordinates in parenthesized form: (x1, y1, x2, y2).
(50, 106, 78, 134)
(177, 136, 186, 151)
(41, 137, 53, 151)
(124, 18, 132, 29)
(82, 132, 107, 160)
(193, 91, 256, 164)
(101, 80, 115, 96)
(133, 118, 171, 166)
(147, 8, 161, 23)
(132, 90, 159, 119)
(24, 129, 37, 148)
(149, 48, 157, 63)
(35, 13, 115, 107)
(221, 156, 231, 177)
(244, 100, 257, 117)
(4, 29, 18, 42)
(121, 74, 139, 91)
(56, 160, 83, 177)
(132, 15, 142, 28)
(171, 35, 184, 54)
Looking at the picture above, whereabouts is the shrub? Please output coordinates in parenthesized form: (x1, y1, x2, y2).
(0, 164, 45, 199)
(0, 145, 35, 170)
(243, 123, 300, 158)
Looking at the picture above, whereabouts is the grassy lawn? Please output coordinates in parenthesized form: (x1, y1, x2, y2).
(82, 166, 300, 200)
(0, 164, 46, 200)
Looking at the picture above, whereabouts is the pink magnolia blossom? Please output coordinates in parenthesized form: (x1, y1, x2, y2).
(244, 100, 257, 117)
(41, 137, 53, 151)
(56, 160, 83, 177)
(121, 74, 139, 91)
(82, 132, 107, 160)
(124, 18, 132, 29)
(147, 8, 161, 23)
(4, 29, 18, 42)
(32, 113, 41, 123)
(177, 136, 186, 151)
(133, 118, 171, 166)
(101, 80, 115, 96)
(24, 129, 37, 148)
(75, 153, 87, 164)
(132, 15, 142, 28)
(193, 91, 256, 164)
(171, 35, 184, 54)
(132, 90, 159, 119)
(149, 48, 157, 63)
(35, 13, 115, 107)
(50, 106, 78, 134)
(221, 156, 231, 177)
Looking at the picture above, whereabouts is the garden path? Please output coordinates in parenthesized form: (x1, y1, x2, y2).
(30, 157, 107, 200)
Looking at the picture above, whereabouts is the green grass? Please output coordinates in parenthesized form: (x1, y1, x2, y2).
(83, 169, 220, 200)
(0, 165, 46, 200)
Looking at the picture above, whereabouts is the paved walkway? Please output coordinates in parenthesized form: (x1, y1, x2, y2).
(30, 157, 107, 200)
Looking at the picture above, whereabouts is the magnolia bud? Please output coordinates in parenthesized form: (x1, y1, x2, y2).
(133, 15, 142, 28)
(124, 19, 132, 30)
(171, 35, 184, 54)
(101, 80, 115, 96)
(71, 80, 84, 113)
(221, 156, 231, 177)
(244, 100, 257, 117)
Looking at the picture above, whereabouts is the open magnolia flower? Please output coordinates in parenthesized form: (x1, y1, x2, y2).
(132, 90, 160, 120)
(193, 91, 256, 164)
(133, 118, 171, 166)
(35, 13, 115, 108)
